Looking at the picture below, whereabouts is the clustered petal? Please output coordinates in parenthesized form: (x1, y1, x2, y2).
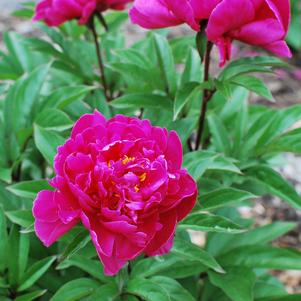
(33, 112, 197, 275)
(130, 0, 292, 66)
(34, 0, 133, 26)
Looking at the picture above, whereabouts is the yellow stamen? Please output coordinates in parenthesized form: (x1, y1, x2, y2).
(139, 173, 147, 182)
(134, 185, 140, 192)
(122, 155, 135, 165)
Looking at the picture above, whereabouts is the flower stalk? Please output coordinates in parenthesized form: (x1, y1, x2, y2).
(88, 14, 111, 102)
(195, 40, 214, 150)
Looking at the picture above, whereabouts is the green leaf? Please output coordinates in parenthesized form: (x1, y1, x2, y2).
(153, 33, 177, 96)
(255, 105, 301, 149)
(208, 267, 256, 301)
(83, 283, 119, 301)
(183, 151, 241, 181)
(35, 109, 73, 131)
(18, 233, 30, 280)
(172, 238, 224, 273)
(4, 63, 51, 136)
(200, 188, 256, 211)
(150, 276, 195, 301)
(18, 256, 56, 292)
(230, 76, 274, 102)
(207, 222, 297, 256)
(0, 167, 11, 184)
(56, 255, 108, 283)
(179, 213, 245, 233)
(5, 210, 34, 228)
(60, 230, 90, 261)
(15, 290, 47, 301)
(246, 165, 301, 209)
(219, 56, 286, 80)
(218, 245, 301, 270)
(180, 48, 202, 85)
(263, 128, 301, 154)
(34, 125, 65, 164)
(50, 278, 99, 301)
(8, 226, 20, 287)
(256, 295, 301, 301)
(131, 253, 206, 279)
(7, 180, 52, 199)
(214, 79, 234, 100)
(208, 114, 231, 156)
(0, 207, 8, 272)
(174, 82, 211, 120)
(40, 85, 95, 110)
(108, 62, 160, 92)
(126, 278, 170, 301)
(110, 93, 173, 111)
(3, 32, 32, 73)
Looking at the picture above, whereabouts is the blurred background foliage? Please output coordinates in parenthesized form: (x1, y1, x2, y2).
(0, 2, 300, 300)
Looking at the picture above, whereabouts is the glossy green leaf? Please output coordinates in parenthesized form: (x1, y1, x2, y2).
(218, 245, 301, 270)
(40, 85, 95, 110)
(0, 207, 8, 272)
(5, 210, 34, 228)
(110, 93, 172, 111)
(174, 82, 210, 120)
(56, 255, 108, 283)
(18, 256, 56, 292)
(151, 276, 195, 301)
(153, 33, 177, 96)
(4, 63, 51, 135)
(7, 180, 52, 199)
(246, 165, 301, 209)
(263, 128, 301, 154)
(60, 230, 90, 261)
(230, 76, 274, 102)
(180, 48, 202, 85)
(172, 238, 224, 273)
(183, 151, 241, 181)
(126, 277, 170, 301)
(15, 290, 47, 301)
(35, 109, 73, 131)
(83, 283, 119, 301)
(207, 222, 297, 256)
(256, 295, 301, 301)
(208, 114, 231, 156)
(200, 188, 256, 211)
(179, 213, 245, 233)
(50, 278, 99, 301)
(208, 267, 256, 301)
(131, 253, 206, 279)
(34, 125, 65, 164)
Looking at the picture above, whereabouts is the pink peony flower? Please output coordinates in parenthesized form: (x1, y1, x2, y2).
(130, 0, 292, 66)
(34, 0, 133, 27)
(33, 111, 197, 275)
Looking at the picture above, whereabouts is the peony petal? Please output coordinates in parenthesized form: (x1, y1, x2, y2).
(71, 111, 106, 139)
(33, 190, 79, 247)
(144, 209, 177, 256)
(165, 131, 183, 171)
(129, 0, 183, 29)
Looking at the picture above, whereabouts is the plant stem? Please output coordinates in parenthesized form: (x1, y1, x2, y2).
(88, 15, 110, 102)
(195, 41, 214, 150)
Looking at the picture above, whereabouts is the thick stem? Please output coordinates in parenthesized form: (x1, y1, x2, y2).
(195, 41, 213, 150)
(88, 15, 111, 102)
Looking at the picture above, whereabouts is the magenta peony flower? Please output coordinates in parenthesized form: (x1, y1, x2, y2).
(34, 0, 133, 27)
(130, 0, 292, 66)
(33, 112, 197, 275)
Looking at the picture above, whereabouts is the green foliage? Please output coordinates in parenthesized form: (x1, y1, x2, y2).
(0, 4, 300, 301)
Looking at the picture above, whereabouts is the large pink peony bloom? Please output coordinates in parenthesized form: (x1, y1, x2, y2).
(34, 0, 132, 26)
(130, 0, 292, 66)
(33, 111, 197, 275)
